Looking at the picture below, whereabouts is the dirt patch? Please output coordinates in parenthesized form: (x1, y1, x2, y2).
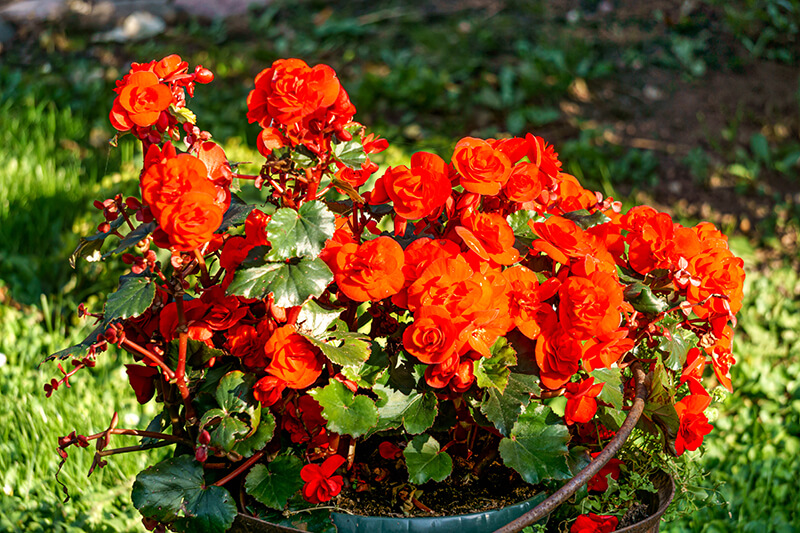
(334, 459, 539, 518)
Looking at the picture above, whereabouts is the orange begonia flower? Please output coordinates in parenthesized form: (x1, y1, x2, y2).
(265, 325, 323, 389)
(332, 237, 405, 302)
(452, 137, 512, 196)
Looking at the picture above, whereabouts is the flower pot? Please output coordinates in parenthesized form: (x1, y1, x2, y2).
(615, 471, 675, 533)
(227, 473, 673, 533)
(228, 493, 547, 533)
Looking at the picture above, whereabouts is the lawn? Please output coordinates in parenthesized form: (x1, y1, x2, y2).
(1, 0, 798, 531)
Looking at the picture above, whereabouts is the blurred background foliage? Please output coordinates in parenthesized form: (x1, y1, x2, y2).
(1, 0, 799, 530)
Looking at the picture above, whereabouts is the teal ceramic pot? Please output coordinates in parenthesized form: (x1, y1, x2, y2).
(228, 493, 546, 533)
(330, 493, 547, 533)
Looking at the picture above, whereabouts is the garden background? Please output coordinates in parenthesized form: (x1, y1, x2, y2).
(0, 0, 798, 531)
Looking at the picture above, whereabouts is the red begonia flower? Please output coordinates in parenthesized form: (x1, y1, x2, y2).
(301, 455, 346, 504)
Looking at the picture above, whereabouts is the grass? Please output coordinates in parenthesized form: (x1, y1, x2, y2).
(1, 1, 799, 531)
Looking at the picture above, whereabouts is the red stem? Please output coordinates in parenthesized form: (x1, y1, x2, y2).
(213, 450, 265, 487)
(119, 338, 175, 380)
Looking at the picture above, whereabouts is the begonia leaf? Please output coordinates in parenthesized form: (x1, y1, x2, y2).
(103, 222, 157, 259)
(561, 209, 611, 230)
(290, 146, 316, 168)
(403, 434, 453, 484)
(104, 271, 156, 323)
(232, 411, 275, 457)
(297, 300, 342, 338)
(216, 193, 256, 233)
(624, 282, 669, 315)
(299, 319, 371, 367)
(506, 209, 542, 252)
(45, 323, 106, 362)
(69, 216, 127, 268)
(266, 200, 335, 260)
(474, 338, 517, 391)
(199, 408, 250, 452)
(498, 403, 572, 484)
(480, 372, 541, 436)
(340, 346, 389, 388)
(166, 339, 225, 371)
(332, 138, 367, 169)
(659, 323, 697, 372)
(244, 456, 304, 510)
(132, 456, 236, 533)
(589, 367, 624, 410)
(644, 402, 680, 456)
(226, 257, 332, 307)
(216, 371, 259, 418)
(309, 381, 378, 437)
(375, 387, 438, 435)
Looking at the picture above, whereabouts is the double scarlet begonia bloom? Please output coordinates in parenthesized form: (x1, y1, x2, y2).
(369, 152, 451, 220)
(452, 137, 513, 195)
(110, 71, 173, 131)
(330, 237, 405, 302)
(564, 378, 605, 425)
(674, 379, 713, 455)
(264, 325, 323, 389)
(403, 306, 462, 365)
(571, 513, 618, 533)
(300, 455, 346, 504)
(140, 143, 229, 251)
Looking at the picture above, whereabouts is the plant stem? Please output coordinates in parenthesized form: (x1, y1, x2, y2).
(213, 450, 265, 487)
(174, 296, 196, 422)
(96, 440, 173, 457)
(119, 338, 175, 380)
(193, 249, 211, 286)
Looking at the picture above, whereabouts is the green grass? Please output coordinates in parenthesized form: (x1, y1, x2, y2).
(0, 298, 164, 532)
(1, 1, 799, 531)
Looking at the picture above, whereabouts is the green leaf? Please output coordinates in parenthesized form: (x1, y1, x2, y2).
(561, 209, 611, 230)
(507, 209, 542, 252)
(200, 408, 250, 451)
(232, 411, 276, 457)
(217, 193, 256, 233)
(589, 367, 624, 410)
(332, 138, 367, 169)
(45, 323, 105, 362)
(226, 257, 333, 307)
(290, 146, 316, 168)
(498, 404, 572, 484)
(403, 434, 453, 484)
(245, 456, 304, 510)
(474, 338, 517, 391)
(644, 402, 680, 456)
(216, 371, 259, 417)
(597, 406, 627, 431)
(750, 133, 771, 164)
(132, 456, 236, 533)
(659, 323, 697, 372)
(166, 338, 225, 371)
(103, 222, 157, 259)
(267, 201, 335, 260)
(310, 381, 378, 437)
(340, 345, 389, 388)
(297, 300, 342, 338)
(375, 387, 438, 435)
(104, 271, 157, 322)
(300, 319, 371, 367)
(480, 372, 541, 436)
(69, 216, 127, 268)
(624, 282, 669, 315)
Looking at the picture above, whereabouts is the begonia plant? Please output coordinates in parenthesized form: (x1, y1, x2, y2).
(47, 54, 745, 532)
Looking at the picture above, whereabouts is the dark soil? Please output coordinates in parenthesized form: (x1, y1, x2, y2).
(334, 459, 540, 518)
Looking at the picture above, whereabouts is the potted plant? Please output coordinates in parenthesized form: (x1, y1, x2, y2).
(47, 54, 744, 533)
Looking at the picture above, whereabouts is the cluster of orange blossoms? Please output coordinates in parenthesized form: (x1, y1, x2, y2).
(53, 54, 745, 530)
